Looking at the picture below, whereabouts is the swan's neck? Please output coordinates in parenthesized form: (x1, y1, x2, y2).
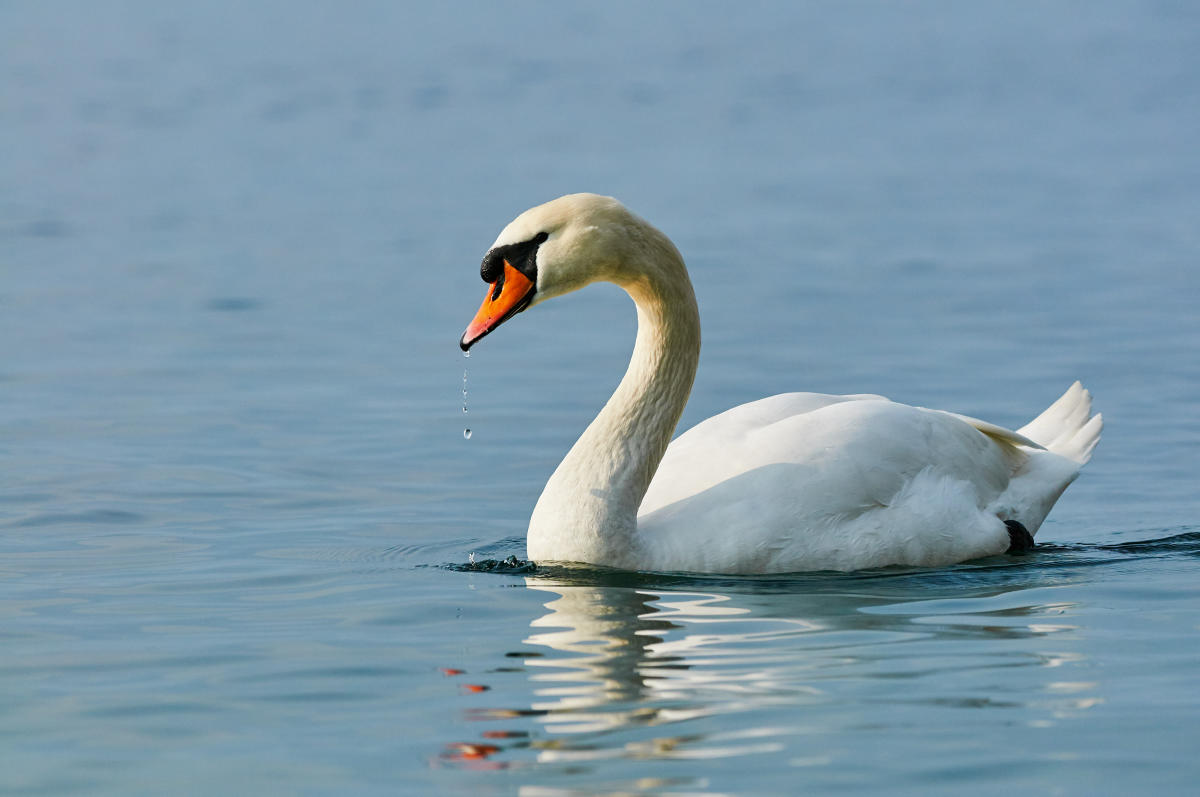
(527, 244, 700, 567)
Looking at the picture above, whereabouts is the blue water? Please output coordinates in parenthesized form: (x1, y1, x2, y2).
(3, 2, 1199, 794)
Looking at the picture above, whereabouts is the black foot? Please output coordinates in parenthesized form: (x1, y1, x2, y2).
(1005, 520, 1035, 554)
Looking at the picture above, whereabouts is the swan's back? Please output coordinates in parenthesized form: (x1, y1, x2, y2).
(635, 388, 1095, 573)
(640, 392, 887, 514)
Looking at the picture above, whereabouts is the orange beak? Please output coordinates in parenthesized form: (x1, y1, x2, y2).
(460, 260, 535, 350)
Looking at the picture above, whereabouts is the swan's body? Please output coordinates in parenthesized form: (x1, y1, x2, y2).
(460, 194, 1102, 574)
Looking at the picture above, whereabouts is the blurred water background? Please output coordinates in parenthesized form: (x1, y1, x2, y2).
(2, 2, 1199, 794)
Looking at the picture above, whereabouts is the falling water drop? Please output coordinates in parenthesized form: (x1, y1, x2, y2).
(461, 367, 470, 419)
(461, 352, 474, 440)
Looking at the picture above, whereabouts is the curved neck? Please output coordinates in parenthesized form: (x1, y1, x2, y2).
(527, 241, 700, 567)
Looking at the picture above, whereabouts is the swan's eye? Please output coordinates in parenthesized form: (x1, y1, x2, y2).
(480, 231, 549, 284)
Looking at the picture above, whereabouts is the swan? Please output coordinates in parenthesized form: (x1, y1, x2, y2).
(459, 193, 1102, 574)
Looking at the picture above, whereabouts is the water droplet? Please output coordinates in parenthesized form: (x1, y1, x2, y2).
(463, 350, 470, 359)
(461, 368, 470, 420)
(463, 428, 472, 440)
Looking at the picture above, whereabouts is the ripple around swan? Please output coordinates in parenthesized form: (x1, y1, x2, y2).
(440, 526, 1200, 586)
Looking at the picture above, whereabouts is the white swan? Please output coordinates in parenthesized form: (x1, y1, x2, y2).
(459, 194, 1102, 574)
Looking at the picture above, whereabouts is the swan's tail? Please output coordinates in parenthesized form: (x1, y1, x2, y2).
(1017, 381, 1103, 465)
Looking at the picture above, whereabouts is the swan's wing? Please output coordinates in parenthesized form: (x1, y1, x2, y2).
(642, 392, 1014, 517)
(641, 393, 847, 515)
(935, 411, 1045, 451)
(644, 393, 884, 505)
(679, 391, 888, 433)
(639, 396, 1027, 571)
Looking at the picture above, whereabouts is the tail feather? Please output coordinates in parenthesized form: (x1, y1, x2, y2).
(1018, 381, 1103, 465)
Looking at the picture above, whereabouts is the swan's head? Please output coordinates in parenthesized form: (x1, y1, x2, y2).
(459, 193, 638, 351)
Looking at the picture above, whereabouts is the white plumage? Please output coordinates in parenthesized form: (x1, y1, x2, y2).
(460, 194, 1102, 574)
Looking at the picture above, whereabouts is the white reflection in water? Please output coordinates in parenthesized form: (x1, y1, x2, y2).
(523, 585, 824, 740)
(520, 576, 1094, 763)
(445, 572, 1110, 778)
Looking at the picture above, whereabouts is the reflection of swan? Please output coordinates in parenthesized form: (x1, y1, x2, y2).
(459, 194, 1103, 573)
(509, 575, 1105, 769)
(522, 581, 823, 751)
(522, 585, 676, 734)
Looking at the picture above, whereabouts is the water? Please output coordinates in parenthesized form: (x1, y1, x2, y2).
(3, 2, 1198, 794)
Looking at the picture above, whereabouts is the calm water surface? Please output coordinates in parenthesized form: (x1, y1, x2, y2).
(3, 2, 1199, 794)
